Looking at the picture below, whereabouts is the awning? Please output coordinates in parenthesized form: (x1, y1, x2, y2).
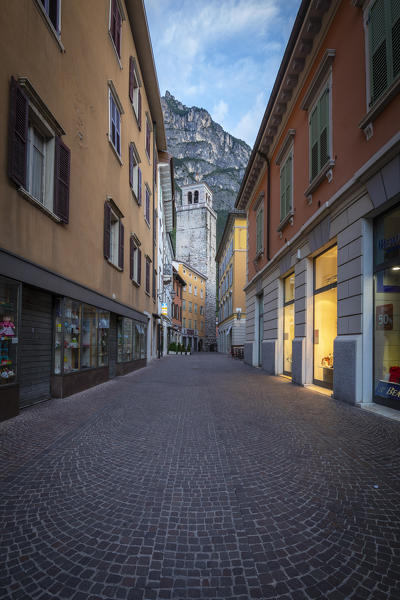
(152, 313, 161, 319)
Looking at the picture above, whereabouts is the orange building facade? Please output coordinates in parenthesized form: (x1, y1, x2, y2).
(237, 0, 400, 410)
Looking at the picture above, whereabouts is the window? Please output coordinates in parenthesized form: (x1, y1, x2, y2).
(200, 305, 204, 315)
(189, 319, 192, 329)
(129, 236, 141, 285)
(54, 298, 110, 374)
(194, 190, 199, 203)
(309, 85, 330, 181)
(256, 206, 263, 254)
(129, 57, 142, 127)
(38, 0, 60, 33)
(145, 114, 151, 159)
(109, 87, 122, 157)
(183, 318, 186, 328)
(109, 0, 122, 59)
(8, 78, 70, 223)
(145, 256, 151, 294)
(189, 301, 192, 313)
(200, 288, 203, 299)
(283, 274, 295, 376)
(183, 300, 186, 310)
(189, 283, 192, 293)
(194, 286, 197, 296)
(280, 152, 293, 222)
(194, 303, 197, 314)
(117, 317, 146, 362)
(188, 192, 192, 204)
(145, 185, 151, 225)
(367, 0, 400, 106)
(129, 143, 141, 204)
(104, 201, 124, 269)
(153, 268, 156, 300)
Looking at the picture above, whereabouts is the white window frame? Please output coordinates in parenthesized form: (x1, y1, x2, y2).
(108, 0, 125, 65)
(108, 84, 124, 160)
(109, 208, 120, 267)
(130, 57, 142, 121)
(131, 235, 141, 284)
(26, 108, 56, 213)
(130, 142, 141, 199)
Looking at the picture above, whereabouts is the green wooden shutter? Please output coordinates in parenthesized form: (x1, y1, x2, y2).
(369, 0, 388, 104)
(319, 88, 329, 168)
(285, 155, 292, 217)
(280, 166, 285, 221)
(391, 0, 400, 79)
(310, 105, 319, 181)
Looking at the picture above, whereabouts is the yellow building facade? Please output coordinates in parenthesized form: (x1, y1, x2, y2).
(175, 262, 207, 352)
(0, 0, 166, 419)
(216, 212, 247, 354)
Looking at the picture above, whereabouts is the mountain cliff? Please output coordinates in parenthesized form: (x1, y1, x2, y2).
(161, 91, 251, 245)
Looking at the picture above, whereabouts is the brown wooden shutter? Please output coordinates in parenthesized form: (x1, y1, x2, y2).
(129, 143, 133, 189)
(54, 136, 71, 224)
(129, 57, 134, 103)
(8, 77, 29, 188)
(138, 167, 142, 205)
(130, 236, 134, 280)
(104, 202, 111, 259)
(138, 88, 142, 130)
(118, 221, 124, 269)
(137, 248, 142, 284)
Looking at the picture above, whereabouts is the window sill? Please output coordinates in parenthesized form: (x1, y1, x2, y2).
(18, 187, 62, 223)
(145, 291, 150, 297)
(359, 77, 400, 138)
(108, 31, 123, 69)
(304, 159, 335, 200)
(106, 259, 123, 272)
(33, 0, 65, 53)
(131, 279, 140, 288)
(277, 210, 294, 233)
(108, 139, 123, 165)
(131, 104, 141, 130)
(145, 218, 151, 229)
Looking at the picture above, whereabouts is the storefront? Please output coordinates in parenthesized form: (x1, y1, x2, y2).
(313, 246, 337, 389)
(373, 204, 400, 409)
(0, 276, 20, 419)
(283, 273, 294, 376)
(116, 316, 147, 374)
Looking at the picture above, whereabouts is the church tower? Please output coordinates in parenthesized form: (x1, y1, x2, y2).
(176, 182, 217, 351)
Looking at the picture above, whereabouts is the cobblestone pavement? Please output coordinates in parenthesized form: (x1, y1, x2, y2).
(1, 354, 400, 600)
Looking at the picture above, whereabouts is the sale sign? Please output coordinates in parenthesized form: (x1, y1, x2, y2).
(376, 304, 393, 330)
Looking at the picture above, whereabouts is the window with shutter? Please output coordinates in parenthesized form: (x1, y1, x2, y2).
(129, 142, 141, 202)
(145, 257, 151, 294)
(145, 185, 151, 225)
(104, 201, 123, 269)
(8, 77, 70, 222)
(256, 207, 263, 254)
(145, 114, 151, 159)
(309, 84, 330, 182)
(129, 56, 142, 124)
(109, 0, 122, 59)
(109, 90, 121, 157)
(280, 152, 293, 222)
(368, 0, 400, 105)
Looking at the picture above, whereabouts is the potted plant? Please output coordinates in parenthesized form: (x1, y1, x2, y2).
(186, 344, 191, 355)
(168, 342, 176, 354)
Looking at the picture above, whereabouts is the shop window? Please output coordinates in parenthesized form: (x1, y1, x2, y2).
(373, 205, 400, 408)
(54, 299, 110, 375)
(309, 84, 330, 181)
(8, 78, 70, 223)
(313, 246, 337, 388)
(367, 0, 400, 107)
(283, 273, 295, 375)
(0, 277, 19, 385)
(117, 317, 146, 362)
(129, 57, 142, 127)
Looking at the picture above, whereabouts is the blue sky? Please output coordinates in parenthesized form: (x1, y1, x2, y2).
(144, 0, 302, 148)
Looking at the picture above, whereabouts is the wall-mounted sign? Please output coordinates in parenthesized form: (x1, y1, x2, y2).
(161, 303, 168, 315)
(375, 380, 400, 400)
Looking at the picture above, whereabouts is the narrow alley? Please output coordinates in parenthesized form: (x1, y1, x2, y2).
(1, 354, 399, 600)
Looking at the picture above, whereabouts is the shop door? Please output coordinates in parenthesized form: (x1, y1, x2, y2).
(283, 273, 295, 375)
(313, 246, 337, 388)
(19, 286, 53, 407)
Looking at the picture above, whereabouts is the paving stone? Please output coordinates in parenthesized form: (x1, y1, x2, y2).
(0, 354, 399, 599)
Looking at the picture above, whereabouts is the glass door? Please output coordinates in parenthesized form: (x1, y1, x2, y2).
(283, 273, 295, 375)
(313, 246, 337, 388)
(258, 295, 263, 367)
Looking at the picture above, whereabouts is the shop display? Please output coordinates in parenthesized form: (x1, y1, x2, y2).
(283, 274, 294, 375)
(0, 279, 19, 384)
(117, 317, 147, 363)
(53, 298, 110, 375)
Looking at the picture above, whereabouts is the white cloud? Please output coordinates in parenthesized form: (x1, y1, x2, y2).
(232, 92, 267, 147)
(212, 100, 229, 123)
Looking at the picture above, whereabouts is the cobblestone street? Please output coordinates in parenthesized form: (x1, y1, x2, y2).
(1, 354, 400, 600)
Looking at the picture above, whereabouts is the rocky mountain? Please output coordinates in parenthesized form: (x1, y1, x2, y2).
(161, 91, 251, 245)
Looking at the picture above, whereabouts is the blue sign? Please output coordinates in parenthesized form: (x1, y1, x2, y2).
(375, 380, 400, 401)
